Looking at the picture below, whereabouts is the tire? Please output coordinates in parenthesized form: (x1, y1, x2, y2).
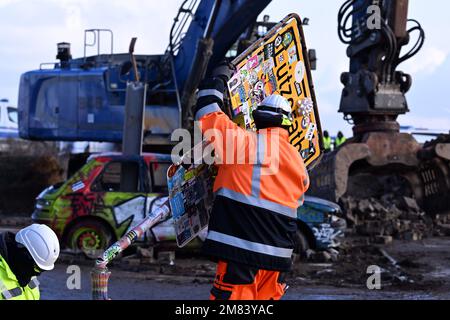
(292, 229, 310, 262)
(65, 219, 114, 259)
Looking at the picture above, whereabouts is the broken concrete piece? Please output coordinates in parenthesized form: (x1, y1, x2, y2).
(356, 220, 384, 236)
(305, 249, 315, 260)
(358, 199, 375, 214)
(328, 248, 340, 262)
(402, 231, 421, 241)
(374, 235, 393, 245)
(400, 197, 421, 212)
(345, 211, 358, 225)
(318, 251, 332, 262)
(137, 247, 154, 259)
(158, 251, 176, 265)
(436, 224, 450, 236)
(373, 201, 388, 214)
(388, 205, 403, 218)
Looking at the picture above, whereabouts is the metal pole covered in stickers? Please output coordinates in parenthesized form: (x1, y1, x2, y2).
(91, 202, 171, 300)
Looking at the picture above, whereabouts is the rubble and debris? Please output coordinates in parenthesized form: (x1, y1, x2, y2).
(137, 247, 156, 264)
(435, 224, 450, 237)
(328, 248, 340, 262)
(306, 248, 340, 263)
(340, 193, 441, 243)
(374, 235, 393, 245)
(157, 251, 176, 266)
(291, 186, 450, 290)
(313, 251, 332, 263)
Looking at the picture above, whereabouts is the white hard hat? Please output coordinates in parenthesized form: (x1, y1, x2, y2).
(259, 95, 291, 114)
(15, 224, 60, 271)
(256, 95, 293, 126)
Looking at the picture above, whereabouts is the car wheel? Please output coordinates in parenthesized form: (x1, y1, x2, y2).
(293, 229, 310, 262)
(65, 219, 114, 259)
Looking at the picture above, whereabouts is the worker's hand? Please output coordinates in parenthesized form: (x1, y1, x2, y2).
(194, 77, 226, 118)
(198, 77, 226, 105)
(212, 60, 236, 85)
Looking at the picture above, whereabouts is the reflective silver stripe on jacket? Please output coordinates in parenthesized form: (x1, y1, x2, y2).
(299, 193, 305, 206)
(207, 231, 293, 258)
(197, 89, 224, 101)
(0, 278, 11, 299)
(0, 279, 22, 300)
(216, 188, 297, 218)
(195, 102, 222, 121)
(0, 277, 39, 300)
(29, 277, 40, 289)
(251, 134, 265, 197)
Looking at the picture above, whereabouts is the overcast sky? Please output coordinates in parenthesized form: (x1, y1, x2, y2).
(1, 0, 449, 136)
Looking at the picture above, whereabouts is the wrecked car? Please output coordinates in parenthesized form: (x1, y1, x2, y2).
(32, 152, 172, 254)
(295, 196, 346, 254)
(32, 153, 346, 256)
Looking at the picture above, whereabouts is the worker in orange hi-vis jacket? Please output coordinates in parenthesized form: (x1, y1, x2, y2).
(194, 64, 310, 300)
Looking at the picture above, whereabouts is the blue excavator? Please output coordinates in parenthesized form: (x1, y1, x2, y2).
(17, 0, 450, 214)
(18, 0, 275, 146)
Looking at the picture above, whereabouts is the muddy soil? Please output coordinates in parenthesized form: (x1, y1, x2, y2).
(290, 236, 450, 292)
(2, 220, 450, 299)
(40, 263, 441, 300)
(34, 236, 450, 300)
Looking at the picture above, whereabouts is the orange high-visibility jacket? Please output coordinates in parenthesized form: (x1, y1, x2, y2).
(197, 100, 309, 271)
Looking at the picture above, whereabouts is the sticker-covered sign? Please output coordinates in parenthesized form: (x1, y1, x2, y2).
(167, 142, 216, 248)
(227, 14, 323, 169)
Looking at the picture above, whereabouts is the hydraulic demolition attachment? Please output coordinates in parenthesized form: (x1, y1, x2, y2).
(308, 0, 450, 215)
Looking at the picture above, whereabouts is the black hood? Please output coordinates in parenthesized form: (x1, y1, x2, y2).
(252, 109, 290, 130)
(0, 231, 14, 262)
(0, 231, 41, 287)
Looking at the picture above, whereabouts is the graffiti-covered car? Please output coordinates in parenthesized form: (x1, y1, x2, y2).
(32, 152, 172, 254)
(294, 196, 346, 254)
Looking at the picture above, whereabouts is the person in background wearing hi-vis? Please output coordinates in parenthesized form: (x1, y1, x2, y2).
(334, 131, 347, 149)
(194, 64, 309, 300)
(0, 224, 60, 300)
(323, 130, 332, 153)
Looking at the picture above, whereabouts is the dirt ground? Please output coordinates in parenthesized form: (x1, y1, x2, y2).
(3, 218, 450, 300)
(39, 263, 439, 300)
(293, 237, 450, 294)
(2, 219, 450, 300)
(34, 236, 450, 300)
